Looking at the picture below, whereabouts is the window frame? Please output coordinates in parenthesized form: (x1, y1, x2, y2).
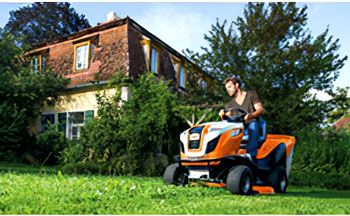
(66, 110, 95, 140)
(179, 63, 187, 89)
(73, 41, 91, 72)
(31, 55, 41, 74)
(150, 45, 160, 74)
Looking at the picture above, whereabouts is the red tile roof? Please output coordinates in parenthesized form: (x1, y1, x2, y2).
(334, 117, 350, 129)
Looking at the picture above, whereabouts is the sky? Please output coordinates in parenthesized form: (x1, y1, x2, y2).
(0, 2, 349, 99)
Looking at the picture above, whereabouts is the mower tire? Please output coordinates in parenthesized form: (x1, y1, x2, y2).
(226, 165, 253, 195)
(163, 163, 188, 186)
(267, 165, 287, 193)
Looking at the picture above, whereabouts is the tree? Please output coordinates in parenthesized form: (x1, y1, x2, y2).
(327, 87, 350, 124)
(185, 3, 347, 134)
(5, 2, 90, 47)
(0, 29, 69, 161)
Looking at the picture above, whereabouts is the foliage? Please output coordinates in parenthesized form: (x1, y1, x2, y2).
(5, 2, 90, 47)
(61, 73, 182, 176)
(0, 30, 69, 161)
(34, 124, 68, 165)
(0, 171, 349, 214)
(0, 103, 25, 161)
(290, 128, 350, 189)
(327, 87, 350, 123)
(118, 73, 177, 175)
(59, 89, 125, 174)
(185, 3, 347, 134)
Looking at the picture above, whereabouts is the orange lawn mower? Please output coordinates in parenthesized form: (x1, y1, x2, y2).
(163, 108, 296, 195)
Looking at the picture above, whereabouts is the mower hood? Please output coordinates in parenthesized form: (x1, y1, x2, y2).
(180, 121, 244, 158)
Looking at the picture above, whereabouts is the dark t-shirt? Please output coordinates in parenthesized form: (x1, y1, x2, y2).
(225, 90, 261, 117)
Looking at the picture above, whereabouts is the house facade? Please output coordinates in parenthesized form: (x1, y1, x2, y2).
(27, 13, 216, 139)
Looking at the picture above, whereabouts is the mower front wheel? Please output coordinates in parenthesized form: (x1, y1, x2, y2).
(267, 165, 287, 193)
(226, 165, 253, 195)
(163, 163, 188, 186)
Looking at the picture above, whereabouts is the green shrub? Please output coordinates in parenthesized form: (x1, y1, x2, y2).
(118, 73, 177, 175)
(290, 128, 350, 189)
(61, 73, 181, 176)
(35, 124, 68, 165)
(0, 31, 69, 162)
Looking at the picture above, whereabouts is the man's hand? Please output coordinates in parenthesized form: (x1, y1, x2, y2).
(219, 109, 225, 118)
(244, 113, 252, 123)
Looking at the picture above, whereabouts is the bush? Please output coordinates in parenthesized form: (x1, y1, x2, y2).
(61, 73, 182, 176)
(118, 73, 177, 175)
(35, 124, 68, 165)
(289, 127, 350, 189)
(0, 31, 69, 162)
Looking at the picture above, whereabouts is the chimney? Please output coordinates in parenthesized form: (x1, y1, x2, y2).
(106, 11, 117, 22)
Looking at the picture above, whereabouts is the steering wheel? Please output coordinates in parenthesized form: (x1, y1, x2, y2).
(222, 108, 247, 123)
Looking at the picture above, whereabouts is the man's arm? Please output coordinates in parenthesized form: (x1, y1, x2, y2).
(251, 102, 264, 118)
(244, 102, 264, 122)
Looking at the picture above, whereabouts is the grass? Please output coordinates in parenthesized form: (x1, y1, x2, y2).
(0, 163, 349, 214)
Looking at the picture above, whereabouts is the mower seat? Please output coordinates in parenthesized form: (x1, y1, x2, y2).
(241, 117, 267, 148)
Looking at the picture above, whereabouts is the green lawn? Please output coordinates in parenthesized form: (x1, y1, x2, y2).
(0, 164, 349, 214)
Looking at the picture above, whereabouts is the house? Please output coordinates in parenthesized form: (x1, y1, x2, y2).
(26, 12, 216, 139)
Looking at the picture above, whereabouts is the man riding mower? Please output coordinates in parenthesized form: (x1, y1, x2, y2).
(163, 108, 295, 195)
(163, 77, 296, 195)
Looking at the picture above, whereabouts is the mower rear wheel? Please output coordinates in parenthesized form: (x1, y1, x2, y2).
(267, 165, 287, 193)
(226, 165, 253, 195)
(163, 163, 188, 186)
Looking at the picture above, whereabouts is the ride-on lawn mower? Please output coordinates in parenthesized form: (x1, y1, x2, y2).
(163, 108, 296, 195)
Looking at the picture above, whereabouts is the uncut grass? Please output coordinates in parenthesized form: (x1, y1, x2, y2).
(0, 172, 349, 214)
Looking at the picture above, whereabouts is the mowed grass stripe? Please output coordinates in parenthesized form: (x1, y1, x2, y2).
(0, 172, 349, 214)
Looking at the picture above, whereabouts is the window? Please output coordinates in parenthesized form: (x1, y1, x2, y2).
(74, 41, 90, 71)
(179, 65, 186, 88)
(150, 47, 159, 74)
(41, 113, 55, 131)
(68, 112, 84, 140)
(66, 110, 94, 140)
(31, 56, 40, 74)
(31, 54, 48, 73)
(70, 112, 84, 124)
(201, 80, 207, 96)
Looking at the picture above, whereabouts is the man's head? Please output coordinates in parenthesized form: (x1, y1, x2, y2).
(223, 76, 241, 97)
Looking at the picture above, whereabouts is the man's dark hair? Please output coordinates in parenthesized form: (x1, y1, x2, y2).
(223, 76, 241, 87)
